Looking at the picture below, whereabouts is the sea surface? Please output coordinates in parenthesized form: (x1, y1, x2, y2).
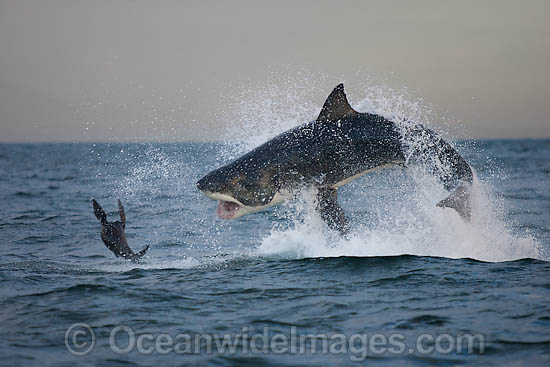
(1, 140, 549, 366)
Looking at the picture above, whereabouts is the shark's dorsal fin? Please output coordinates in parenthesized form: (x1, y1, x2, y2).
(317, 83, 359, 123)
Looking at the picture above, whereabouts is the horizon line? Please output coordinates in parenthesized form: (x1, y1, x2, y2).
(1, 137, 550, 144)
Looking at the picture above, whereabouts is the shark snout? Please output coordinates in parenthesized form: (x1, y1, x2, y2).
(196, 176, 219, 193)
(196, 177, 208, 192)
(196, 174, 225, 193)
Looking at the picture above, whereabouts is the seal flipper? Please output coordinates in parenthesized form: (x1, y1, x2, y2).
(118, 199, 126, 229)
(92, 199, 107, 225)
(133, 245, 149, 260)
(436, 181, 471, 221)
(316, 188, 350, 235)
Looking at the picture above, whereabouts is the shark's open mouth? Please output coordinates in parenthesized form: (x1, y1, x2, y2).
(216, 200, 240, 219)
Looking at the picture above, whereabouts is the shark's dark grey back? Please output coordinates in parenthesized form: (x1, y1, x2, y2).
(220, 103, 405, 190)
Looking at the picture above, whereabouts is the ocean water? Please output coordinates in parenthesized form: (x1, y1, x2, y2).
(0, 139, 549, 366)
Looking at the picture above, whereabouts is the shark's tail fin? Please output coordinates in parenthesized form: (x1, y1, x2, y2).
(436, 181, 471, 221)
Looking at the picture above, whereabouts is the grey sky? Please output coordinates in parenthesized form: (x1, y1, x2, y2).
(0, 0, 548, 141)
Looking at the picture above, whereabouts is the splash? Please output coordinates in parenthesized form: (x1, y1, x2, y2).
(115, 145, 185, 201)
(217, 73, 329, 159)
(220, 76, 543, 262)
(258, 175, 542, 262)
(95, 256, 201, 272)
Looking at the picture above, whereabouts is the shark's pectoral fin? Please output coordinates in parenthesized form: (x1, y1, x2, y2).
(316, 188, 350, 235)
(436, 182, 471, 221)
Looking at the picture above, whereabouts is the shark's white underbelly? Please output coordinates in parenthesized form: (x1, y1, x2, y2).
(330, 163, 399, 189)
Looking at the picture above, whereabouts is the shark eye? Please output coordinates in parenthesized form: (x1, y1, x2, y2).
(234, 179, 253, 191)
(234, 181, 248, 190)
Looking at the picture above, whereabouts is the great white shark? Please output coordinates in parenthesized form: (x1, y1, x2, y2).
(197, 84, 473, 234)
